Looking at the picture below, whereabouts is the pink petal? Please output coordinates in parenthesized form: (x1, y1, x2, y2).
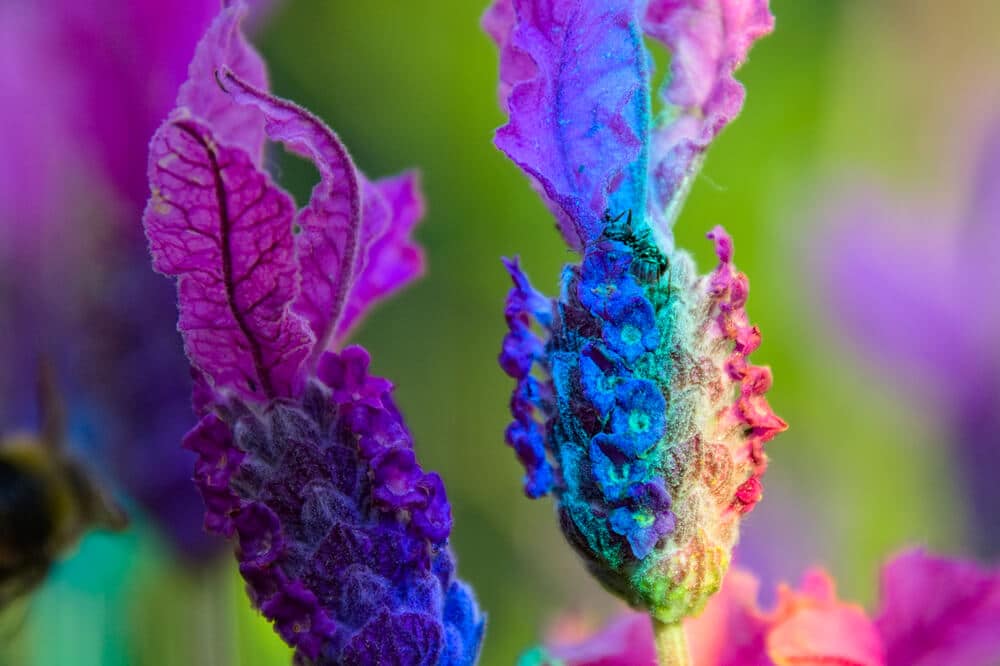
(766, 571, 885, 666)
(875, 549, 1000, 666)
(333, 171, 427, 345)
(176, 2, 269, 162)
(642, 0, 773, 236)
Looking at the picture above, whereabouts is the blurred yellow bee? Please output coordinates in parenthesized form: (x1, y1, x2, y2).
(0, 362, 127, 609)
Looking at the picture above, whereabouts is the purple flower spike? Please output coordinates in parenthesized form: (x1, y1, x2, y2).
(181, 354, 482, 664)
(145, 3, 482, 662)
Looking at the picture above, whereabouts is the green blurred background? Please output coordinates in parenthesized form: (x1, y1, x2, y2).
(6, 1, 1000, 664)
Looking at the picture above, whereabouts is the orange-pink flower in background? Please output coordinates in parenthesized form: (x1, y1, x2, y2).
(526, 549, 1000, 666)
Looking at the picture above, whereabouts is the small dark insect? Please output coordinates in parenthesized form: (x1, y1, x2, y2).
(599, 209, 671, 285)
(0, 362, 128, 610)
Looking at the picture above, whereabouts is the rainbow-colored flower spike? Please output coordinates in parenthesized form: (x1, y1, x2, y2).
(485, 0, 786, 637)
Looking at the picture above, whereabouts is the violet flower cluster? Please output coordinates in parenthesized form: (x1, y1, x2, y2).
(144, 4, 482, 663)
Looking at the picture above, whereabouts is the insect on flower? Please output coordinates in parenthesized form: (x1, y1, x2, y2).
(598, 210, 671, 286)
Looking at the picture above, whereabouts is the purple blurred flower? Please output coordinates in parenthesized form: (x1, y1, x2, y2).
(143, 3, 482, 662)
(817, 120, 1000, 556)
(0, 0, 245, 559)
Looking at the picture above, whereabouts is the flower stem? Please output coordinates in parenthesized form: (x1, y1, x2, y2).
(653, 619, 691, 666)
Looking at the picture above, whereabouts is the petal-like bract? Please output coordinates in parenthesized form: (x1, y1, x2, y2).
(218, 68, 364, 359)
(334, 172, 427, 344)
(177, 3, 269, 159)
(487, 0, 650, 250)
(147, 117, 312, 401)
(643, 0, 774, 238)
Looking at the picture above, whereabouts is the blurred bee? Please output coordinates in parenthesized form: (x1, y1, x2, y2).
(0, 362, 127, 610)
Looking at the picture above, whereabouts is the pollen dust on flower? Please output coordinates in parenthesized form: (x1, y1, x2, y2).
(150, 187, 172, 215)
(629, 410, 651, 434)
(621, 324, 642, 345)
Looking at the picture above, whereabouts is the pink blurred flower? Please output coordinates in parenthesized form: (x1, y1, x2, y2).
(527, 550, 1000, 666)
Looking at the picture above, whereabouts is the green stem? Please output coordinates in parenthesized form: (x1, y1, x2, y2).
(653, 619, 691, 666)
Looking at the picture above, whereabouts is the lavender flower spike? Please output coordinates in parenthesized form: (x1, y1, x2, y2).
(144, 3, 482, 663)
(487, 0, 782, 660)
